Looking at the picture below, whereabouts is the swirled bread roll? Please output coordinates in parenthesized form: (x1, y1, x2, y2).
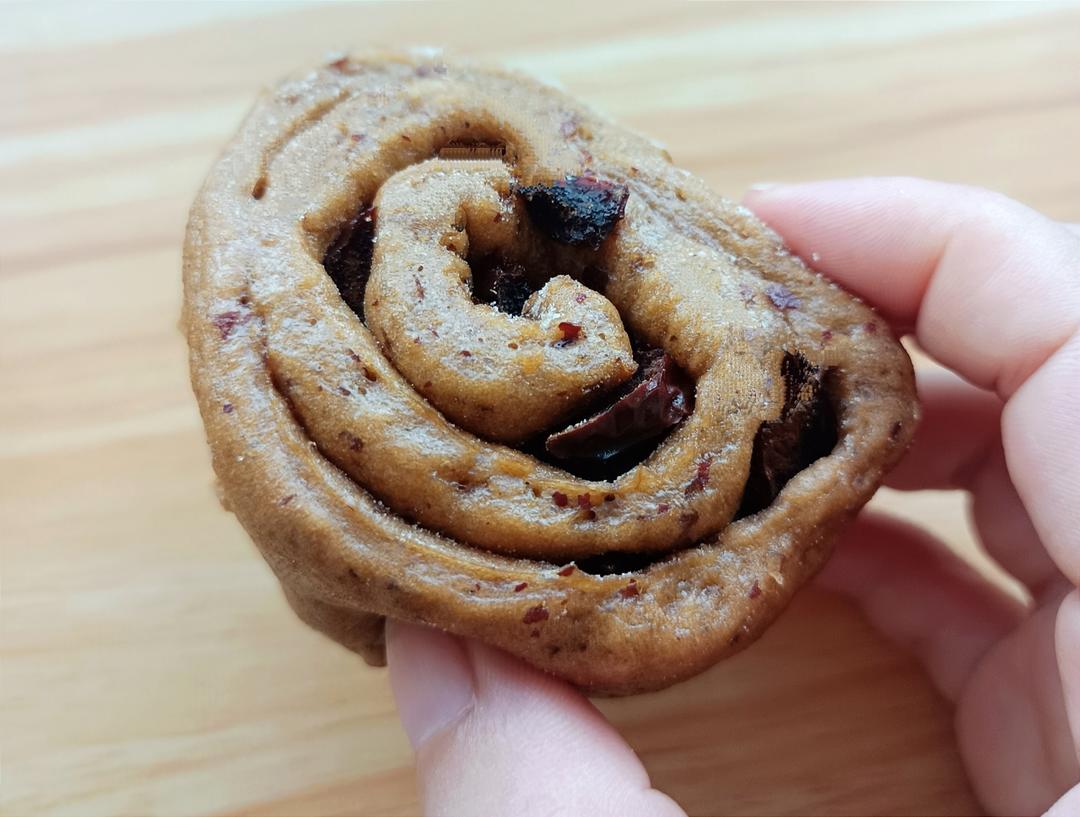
(183, 50, 917, 695)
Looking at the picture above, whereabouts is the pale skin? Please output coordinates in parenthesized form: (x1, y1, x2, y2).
(387, 178, 1080, 817)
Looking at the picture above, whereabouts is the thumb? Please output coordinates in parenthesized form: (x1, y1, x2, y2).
(387, 620, 685, 817)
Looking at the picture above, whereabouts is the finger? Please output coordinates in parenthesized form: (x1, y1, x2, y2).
(970, 443, 1065, 602)
(1057, 591, 1080, 769)
(1003, 333, 1080, 586)
(1046, 782, 1080, 817)
(744, 177, 1080, 395)
(957, 591, 1079, 815)
(883, 367, 1002, 492)
(817, 513, 1024, 701)
(886, 368, 1060, 595)
(386, 620, 685, 817)
(819, 514, 1077, 814)
(746, 178, 1080, 586)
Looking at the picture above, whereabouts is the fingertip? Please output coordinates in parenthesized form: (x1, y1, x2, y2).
(386, 620, 475, 750)
(1055, 590, 1080, 753)
(462, 638, 655, 775)
(1045, 783, 1080, 817)
(743, 176, 907, 214)
(388, 624, 685, 816)
(881, 367, 1003, 492)
(743, 180, 787, 197)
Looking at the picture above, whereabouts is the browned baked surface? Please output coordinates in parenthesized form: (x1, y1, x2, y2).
(183, 50, 917, 695)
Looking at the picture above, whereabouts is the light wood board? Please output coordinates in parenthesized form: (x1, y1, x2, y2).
(4, 3, 1079, 815)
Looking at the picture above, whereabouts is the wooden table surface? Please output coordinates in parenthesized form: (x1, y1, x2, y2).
(4, 3, 1079, 815)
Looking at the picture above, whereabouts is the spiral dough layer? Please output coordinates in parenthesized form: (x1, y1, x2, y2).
(183, 51, 918, 695)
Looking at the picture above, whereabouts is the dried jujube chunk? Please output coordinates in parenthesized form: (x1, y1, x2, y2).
(517, 175, 629, 248)
(545, 350, 693, 462)
(323, 206, 376, 317)
(738, 353, 838, 517)
(470, 256, 535, 316)
(490, 264, 533, 316)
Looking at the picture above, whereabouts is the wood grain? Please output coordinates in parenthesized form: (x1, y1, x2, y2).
(4, 3, 1079, 815)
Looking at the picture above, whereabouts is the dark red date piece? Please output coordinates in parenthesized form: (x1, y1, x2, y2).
(545, 349, 692, 462)
(517, 175, 629, 248)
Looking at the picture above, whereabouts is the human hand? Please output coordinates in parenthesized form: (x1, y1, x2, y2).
(387, 177, 1080, 817)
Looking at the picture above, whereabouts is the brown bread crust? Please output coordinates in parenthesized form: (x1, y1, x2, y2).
(183, 51, 917, 695)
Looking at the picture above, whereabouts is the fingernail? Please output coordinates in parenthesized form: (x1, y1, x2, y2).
(386, 620, 475, 749)
(746, 181, 785, 193)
